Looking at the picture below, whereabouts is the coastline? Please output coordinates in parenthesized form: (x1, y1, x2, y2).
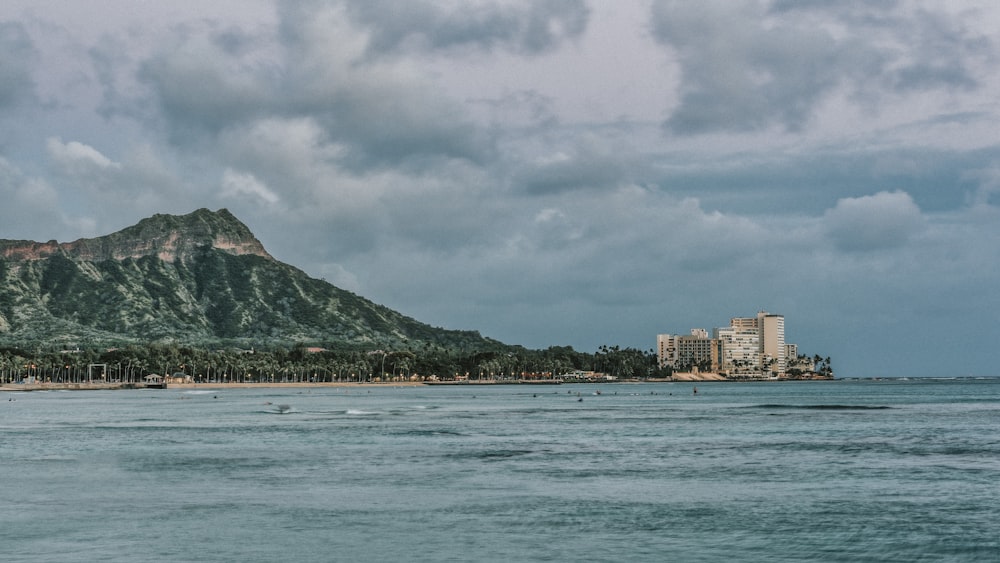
(0, 381, 425, 392)
(1, 372, 829, 392)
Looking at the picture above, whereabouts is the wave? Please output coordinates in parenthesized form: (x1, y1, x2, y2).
(746, 404, 892, 410)
(21, 455, 78, 463)
(397, 429, 465, 437)
(290, 409, 380, 416)
(448, 449, 534, 460)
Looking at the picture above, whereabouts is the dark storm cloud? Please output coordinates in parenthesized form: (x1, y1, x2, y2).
(650, 0, 992, 134)
(211, 24, 270, 56)
(769, 1, 990, 93)
(0, 22, 37, 110)
(514, 135, 637, 195)
(0, 156, 67, 239)
(133, 6, 494, 170)
(650, 1, 860, 134)
(90, 37, 134, 120)
(307, 89, 493, 171)
(768, 0, 901, 17)
(649, 144, 999, 216)
(887, 9, 988, 92)
(340, 0, 589, 57)
(138, 46, 275, 141)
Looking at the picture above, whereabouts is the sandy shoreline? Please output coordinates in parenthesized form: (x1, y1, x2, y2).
(667, 372, 728, 381)
(170, 381, 427, 389)
(0, 381, 424, 392)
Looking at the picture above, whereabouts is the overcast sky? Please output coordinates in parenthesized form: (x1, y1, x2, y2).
(2, 1, 999, 377)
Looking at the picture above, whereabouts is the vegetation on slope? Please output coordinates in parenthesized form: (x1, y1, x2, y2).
(0, 209, 491, 350)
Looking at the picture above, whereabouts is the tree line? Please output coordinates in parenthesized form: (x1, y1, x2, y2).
(0, 342, 669, 384)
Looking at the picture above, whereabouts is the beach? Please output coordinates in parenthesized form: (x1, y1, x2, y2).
(664, 372, 727, 381)
(0, 380, 424, 392)
(0, 373, 739, 393)
(0, 376, 735, 393)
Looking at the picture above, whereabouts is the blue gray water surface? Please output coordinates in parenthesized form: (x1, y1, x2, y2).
(2, 379, 998, 562)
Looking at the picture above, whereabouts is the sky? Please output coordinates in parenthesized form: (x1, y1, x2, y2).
(1, 0, 999, 377)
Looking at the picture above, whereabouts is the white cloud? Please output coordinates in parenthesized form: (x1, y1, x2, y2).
(220, 168, 280, 205)
(824, 191, 925, 252)
(46, 137, 119, 169)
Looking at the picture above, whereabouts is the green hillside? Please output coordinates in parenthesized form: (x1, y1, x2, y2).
(0, 209, 494, 349)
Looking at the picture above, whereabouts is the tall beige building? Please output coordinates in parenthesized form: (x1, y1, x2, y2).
(656, 333, 674, 368)
(759, 312, 786, 375)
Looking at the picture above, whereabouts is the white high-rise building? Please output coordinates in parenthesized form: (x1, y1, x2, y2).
(714, 325, 760, 374)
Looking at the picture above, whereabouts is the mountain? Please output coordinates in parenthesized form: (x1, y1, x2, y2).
(0, 208, 496, 348)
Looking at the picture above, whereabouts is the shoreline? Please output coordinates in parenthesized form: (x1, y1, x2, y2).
(665, 372, 727, 382)
(0, 381, 425, 392)
(0, 375, 833, 392)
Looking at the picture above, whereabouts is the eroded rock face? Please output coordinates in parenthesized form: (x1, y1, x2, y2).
(0, 208, 272, 264)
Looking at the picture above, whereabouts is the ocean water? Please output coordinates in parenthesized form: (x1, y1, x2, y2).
(2, 379, 998, 562)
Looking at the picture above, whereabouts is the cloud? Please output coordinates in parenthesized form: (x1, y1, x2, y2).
(131, 4, 493, 170)
(216, 117, 338, 201)
(823, 190, 925, 251)
(43, 137, 188, 222)
(137, 31, 276, 141)
(0, 22, 38, 110)
(865, 7, 989, 93)
(340, 0, 589, 58)
(514, 133, 637, 195)
(47, 137, 119, 170)
(650, 0, 851, 134)
(220, 168, 280, 204)
(965, 166, 1000, 207)
(0, 156, 69, 238)
(278, 2, 495, 169)
(649, 0, 993, 134)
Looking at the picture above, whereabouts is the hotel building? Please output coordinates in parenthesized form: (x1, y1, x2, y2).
(657, 329, 718, 371)
(658, 311, 788, 378)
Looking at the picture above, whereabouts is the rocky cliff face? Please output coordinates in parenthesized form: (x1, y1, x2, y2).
(0, 208, 272, 263)
(0, 209, 489, 348)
